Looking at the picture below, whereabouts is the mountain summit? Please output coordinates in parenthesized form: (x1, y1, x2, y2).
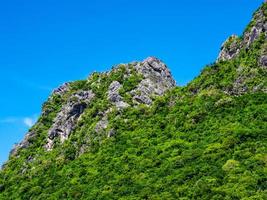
(10, 56, 176, 155)
(0, 3, 266, 200)
(218, 3, 267, 62)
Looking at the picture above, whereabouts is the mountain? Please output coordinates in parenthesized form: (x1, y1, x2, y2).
(0, 3, 266, 200)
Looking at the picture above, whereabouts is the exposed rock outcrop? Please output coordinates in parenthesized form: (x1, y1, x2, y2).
(9, 83, 72, 156)
(45, 90, 95, 151)
(132, 57, 176, 105)
(218, 5, 267, 62)
(10, 131, 36, 156)
(108, 57, 176, 106)
(107, 81, 129, 109)
(218, 35, 241, 61)
(52, 83, 70, 96)
(96, 57, 176, 137)
(95, 117, 109, 133)
(260, 55, 267, 67)
(243, 6, 267, 47)
(10, 56, 176, 154)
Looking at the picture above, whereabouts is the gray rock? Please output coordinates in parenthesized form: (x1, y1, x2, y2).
(107, 81, 129, 109)
(10, 131, 36, 156)
(95, 117, 109, 133)
(133, 94, 152, 105)
(138, 57, 176, 88)
(260, 55, 267, 67)
(107, 129, 116, 137)
(115, 101, 129, 109)
(52, 82, 70, 96)
(107, 81, 123, 102)
(217, 35, 241, 61)
(45, 90, 95, 151)
(243, 8, 267, 48)
(41, 83, 71, 117)
(218, 6, 267, 62)
(100, 57, 176, 141)
(94, 108, 114, 134)
(107, 57, 175, 106)
(131, 57, 176, 105)
(17, 56, 176, 154)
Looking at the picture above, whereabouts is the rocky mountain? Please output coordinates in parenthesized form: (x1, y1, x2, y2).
(0, 3, 266, 200)
(10, 56, 176, 156)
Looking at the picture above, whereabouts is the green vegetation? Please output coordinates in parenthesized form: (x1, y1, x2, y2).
(0, 3, 266, 200)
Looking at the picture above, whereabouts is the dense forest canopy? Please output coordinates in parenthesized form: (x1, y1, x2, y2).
(0, 3, 266, 200)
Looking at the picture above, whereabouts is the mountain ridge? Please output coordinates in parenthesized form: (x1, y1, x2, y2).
(9, 56, 176, 156)
(0, 3, 266, 200)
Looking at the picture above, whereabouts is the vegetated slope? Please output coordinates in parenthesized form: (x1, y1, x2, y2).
(0, 3, 266, 200)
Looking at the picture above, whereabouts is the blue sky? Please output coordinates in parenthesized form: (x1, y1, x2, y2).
(0, 0, 264, 165)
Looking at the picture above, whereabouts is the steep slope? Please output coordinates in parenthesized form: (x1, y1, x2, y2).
(0, 3, 266, 200)
(9, 56, 175, 156)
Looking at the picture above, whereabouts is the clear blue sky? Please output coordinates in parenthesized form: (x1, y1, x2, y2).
(0, 0, 264, 165)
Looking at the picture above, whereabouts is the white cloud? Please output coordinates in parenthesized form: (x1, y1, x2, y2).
(23, 118, 35, 127)
(0, 115, 38, 127)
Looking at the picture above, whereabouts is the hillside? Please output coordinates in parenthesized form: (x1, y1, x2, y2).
(0, 3, 266, 200)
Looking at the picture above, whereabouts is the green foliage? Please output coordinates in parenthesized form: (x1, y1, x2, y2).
(121, 73, 143, 94)
(1, 88, 266, 200)
(223, 35, 241, 51)
(0, 4, 267, 200)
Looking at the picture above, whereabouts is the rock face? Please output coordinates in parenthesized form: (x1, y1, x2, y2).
(45, 90, 95, 151)
(52, 83, 70, 96)
(132, 57, 176, 104)
(95, 117, 109, 133)
(10, 131, 36, 156)
(9, 56, 176, 154)
(3, 4, 267, 198)
(108, 57, 176, 105)
(95, 57, 176, 135)
(243, 7, 267, 47)
(9, 83, 72, 156)
(107, 81, 129, 109)
(260, 55, 267, 67)
(218, 5, 267, 62)
(216, 4, 267, 95)
(218, 35, 241, 61)
(44, 57, 176, 150)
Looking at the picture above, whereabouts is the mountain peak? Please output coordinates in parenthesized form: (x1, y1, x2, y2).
(10, 57, 176, 154)
(142, 56, 164, 66)
(2, 4, 267, 199)
(141, 56, 174, 82)
(218, 2, 267, 62)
